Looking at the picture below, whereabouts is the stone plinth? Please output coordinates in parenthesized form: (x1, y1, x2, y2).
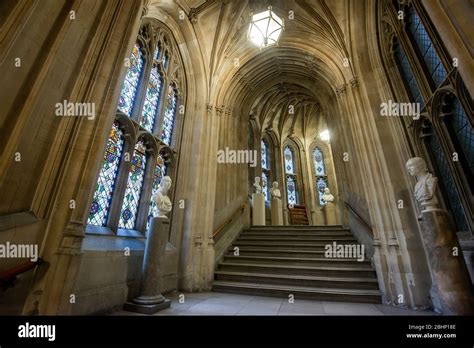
(271, 198, 283, 225)
(324, 203, 336, 225)
(124, 217, 171, 314)
(418, 209, 474, 315)
(252, 193, 265, 226)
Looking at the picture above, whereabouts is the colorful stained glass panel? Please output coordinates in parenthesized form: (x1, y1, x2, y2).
(316, 177, 328, 206)
(118, 44, 144, 116)
(88, 122, 124, 226)
(161, 84, 177, 145)
(140, 66, 163, 132)
(284, 146, 294, 174)
(261, 140, 269, 169)
(119, 141, 147, 229)
(286, 175, 297, 205)
(313, 147, 325, 176)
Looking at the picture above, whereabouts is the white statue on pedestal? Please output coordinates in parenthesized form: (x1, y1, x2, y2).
(270, 181, 281, 199)
(406, 157, 439, 212)
(253, 176, 262, 194)
(321, 187, 335, 204)
(152, 176, 172, 218)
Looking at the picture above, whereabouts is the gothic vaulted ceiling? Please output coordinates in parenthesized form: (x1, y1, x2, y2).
(148, 0, 356, 140)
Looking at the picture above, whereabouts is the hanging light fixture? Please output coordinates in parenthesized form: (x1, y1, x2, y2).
(248, 6, 284, 49)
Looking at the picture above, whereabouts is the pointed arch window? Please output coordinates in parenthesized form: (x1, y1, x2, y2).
(161, 83, 177, 145)
(284, 146, 298, 205)
(146, 153, 167, 231)
(140, 65, 163, 132)
(119, 140, 147, 229)
(388, 4, 473, 232)
(88, 122, 124, 226)
(118, 43, 144, 116)
(261, 139, 271, 201)
(88, 25, 185, 235)
(313, 147, 329, 205)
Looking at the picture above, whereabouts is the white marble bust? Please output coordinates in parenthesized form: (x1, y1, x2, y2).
(152, 176, 172, 218)
(406, 157, 439, 212)
(253, 176, 262, 194)
(270, 181, 281, 199)
(321, 187, 335, 203)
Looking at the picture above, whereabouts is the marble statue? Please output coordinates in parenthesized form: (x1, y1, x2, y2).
(270, 181, 281, 199)
(406, 157, 439, 212)
(321, 187, 335, 203)
(253, 176, 262, 194)
(152, 176, 172, 218)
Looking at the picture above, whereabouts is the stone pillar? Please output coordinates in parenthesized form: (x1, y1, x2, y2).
(252, 193, 265, 226)
(271, 198, 283, 225)
(418, 210, 474, 315)
(324, 203, 337, 225)
(124, 217, 171, 314)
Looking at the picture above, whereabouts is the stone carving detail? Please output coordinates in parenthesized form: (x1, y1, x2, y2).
(406, 157, 439, 212)
(335, 84, 347, 97)
(270, 181, 281, 199)
(253, 176, 262, 194)
(350, 77, 359, 88)
(321, 187, 335, 203)
(152, 176, 172, 218)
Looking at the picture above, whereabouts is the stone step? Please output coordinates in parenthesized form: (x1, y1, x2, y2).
(237, 235, 357, 242)
(218, 262, 377, 278)
(214, 271, 379, 290)
(244, 225, 348, 232)
(232, 241, 365, 251)
(226, 248, 343, 258)
(223, 255, 373, 268)
(241, 231, 353, 237)
(212, 281, 381, 303)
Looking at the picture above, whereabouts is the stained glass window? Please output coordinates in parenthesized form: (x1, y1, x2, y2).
(146, 154, 167, 231)
(313, 147, 325, 176)
(284, 146, 297, 204)
(407, 7, 447, 87)
(313, 146, 329, 206)
(161, 84, 177, 145)
(262, 171, 269, 202)
(118, 43, 144, 116)
(448, 98, 474, 177)
(316, 177, 328, 206)
(393, 39, 423, 105)
(119, 140, 147, 229)
(140, 66, 163, 132)
(88, 122, 124, 226)
(261, 140, 269, 169)
(286, 175, 297, 205)
(284, 146, 294, 174)
(427, 132, 469, 231)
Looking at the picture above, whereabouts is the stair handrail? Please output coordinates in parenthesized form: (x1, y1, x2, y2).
(344, 201, 374, 237)
(0, 258, 43, 290)
(213, 203, 245, 238)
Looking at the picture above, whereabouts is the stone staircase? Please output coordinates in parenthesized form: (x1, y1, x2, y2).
(212, 225, 381, 303)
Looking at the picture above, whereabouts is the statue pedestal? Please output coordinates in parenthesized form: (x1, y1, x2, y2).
(252, 193, 265, 226)
(124, 217, 171, 314)
(271, 198, 283, 225)
(324, 203, 336, 225)
(418, 209, 474, 315)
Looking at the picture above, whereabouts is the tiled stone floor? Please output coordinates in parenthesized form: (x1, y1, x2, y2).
(112, 292, 439, 316)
